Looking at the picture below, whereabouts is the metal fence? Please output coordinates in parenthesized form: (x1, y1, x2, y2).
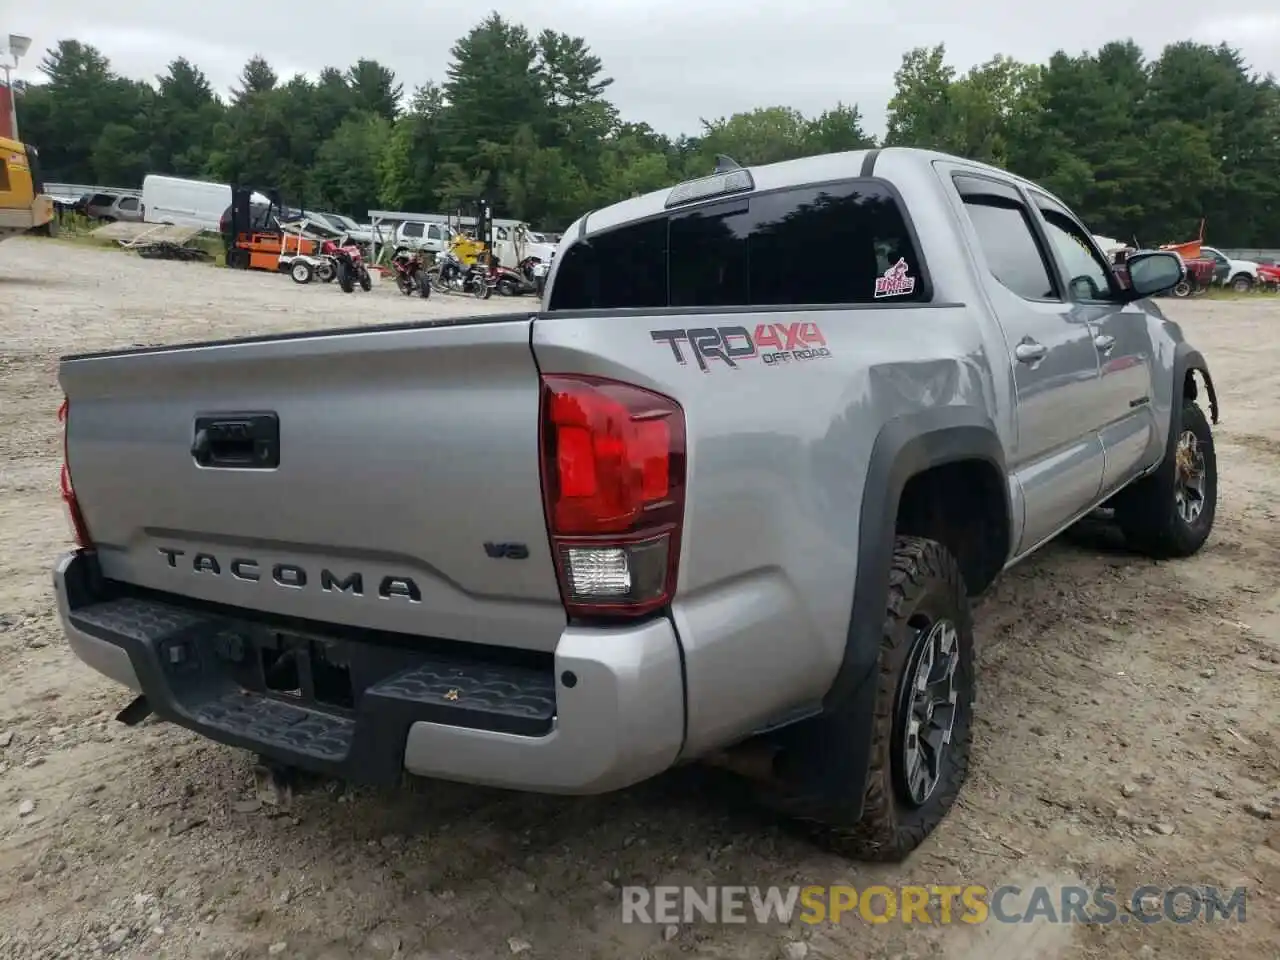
(1221, 248, 1280, 263)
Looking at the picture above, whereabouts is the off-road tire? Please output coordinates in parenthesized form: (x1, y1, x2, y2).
(358, 268, 372, 292)
(417, 273, 431, 298)
(765, 536, 974, 861)
(337, 262, 354, 294)
(1113, 400, 1216, 558)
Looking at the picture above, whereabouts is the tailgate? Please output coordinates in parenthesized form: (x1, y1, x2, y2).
(59, 316, 567, 652)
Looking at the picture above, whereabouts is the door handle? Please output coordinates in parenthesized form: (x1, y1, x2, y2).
(1015, 340, 1047, 364)
(1094, 334, 1116, 354)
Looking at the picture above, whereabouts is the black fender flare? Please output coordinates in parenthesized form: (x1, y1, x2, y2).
(1172, 344, 1219, 446)
(831, 405, 1010, 704)
(776, 406, 1009, 811)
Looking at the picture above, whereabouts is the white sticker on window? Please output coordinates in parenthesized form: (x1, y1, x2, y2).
(875, 258, 917, 298)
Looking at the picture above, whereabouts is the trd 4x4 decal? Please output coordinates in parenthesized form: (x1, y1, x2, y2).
(651, 322, 831, 372)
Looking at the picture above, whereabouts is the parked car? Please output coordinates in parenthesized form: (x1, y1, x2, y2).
(1200, 246, 1262, 291)
(1257, 261, 1280, 291)
(320, 212, 380, 246)
(52, 147, 1218, 862)
(392, 219, 453, 257)
(84, 192, 144, 223)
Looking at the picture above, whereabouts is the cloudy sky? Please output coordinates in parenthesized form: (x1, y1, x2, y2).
(11, 1, 1280, 136)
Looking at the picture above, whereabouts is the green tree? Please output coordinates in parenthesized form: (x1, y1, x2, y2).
(346, 59, 402, 121)
(310, 114, 393, 215)
(149, 58, 224, 175)
(231, 55, 278, 104)
(377, 83, 448, 210)
(442, 12, 547, 194)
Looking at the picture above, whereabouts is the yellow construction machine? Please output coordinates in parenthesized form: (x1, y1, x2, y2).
(0, 134, 55, 240)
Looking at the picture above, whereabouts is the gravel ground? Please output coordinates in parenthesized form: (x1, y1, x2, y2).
(1, 237, 1278, 960)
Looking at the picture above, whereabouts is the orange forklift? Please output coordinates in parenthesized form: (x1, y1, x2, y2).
(221, 186, 318, 271)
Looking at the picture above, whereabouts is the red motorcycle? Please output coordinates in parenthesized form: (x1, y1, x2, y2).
(392, 250, 430, 298)
(322, 236, 372, 293)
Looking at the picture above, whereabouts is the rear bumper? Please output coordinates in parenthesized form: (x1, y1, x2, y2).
(53, 551, 685, 794)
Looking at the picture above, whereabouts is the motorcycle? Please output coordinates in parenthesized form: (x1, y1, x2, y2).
(491, 263, 537, 297)
(392, 250, 430, 298)
(322, 235, 372, 294)
(428, 250, 492, 299)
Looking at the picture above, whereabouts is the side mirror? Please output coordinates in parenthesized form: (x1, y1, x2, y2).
(1124, 251, 1185, 300)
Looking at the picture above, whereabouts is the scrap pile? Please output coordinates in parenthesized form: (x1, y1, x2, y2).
(91, 221, 213, 261)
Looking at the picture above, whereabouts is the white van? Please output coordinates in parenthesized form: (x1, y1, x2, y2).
(142, 175, 268, 232)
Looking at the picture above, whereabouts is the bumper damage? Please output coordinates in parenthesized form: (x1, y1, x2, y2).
(53, 551, 685, 794)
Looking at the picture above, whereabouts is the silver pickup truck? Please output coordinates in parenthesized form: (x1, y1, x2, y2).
(52, 147, 1219, 861)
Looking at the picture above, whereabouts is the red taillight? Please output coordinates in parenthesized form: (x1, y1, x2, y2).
(539, 375, 686, 618)
(58, 397, 93, 548)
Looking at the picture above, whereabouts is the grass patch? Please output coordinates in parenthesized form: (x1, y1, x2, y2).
(1196, 285, 1280, 302)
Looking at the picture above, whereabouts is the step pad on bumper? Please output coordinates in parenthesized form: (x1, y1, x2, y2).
(65, 592, 558, 783)
(193, 691, 354, 762)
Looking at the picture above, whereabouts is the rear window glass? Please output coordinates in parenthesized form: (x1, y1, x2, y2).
(549, 179, 927, 310)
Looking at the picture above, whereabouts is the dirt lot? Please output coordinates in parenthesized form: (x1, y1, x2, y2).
(1, 237, 1279, 960)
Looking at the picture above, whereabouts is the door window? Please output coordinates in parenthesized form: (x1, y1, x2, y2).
(1031, 196, 1118, 301)
(402, 222, 424, 238)
(118, 197, 139, 211)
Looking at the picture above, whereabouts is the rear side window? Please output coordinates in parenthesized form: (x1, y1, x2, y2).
(90, 193, 116, 206)
(961, 196, 1059, 301)
(118, 197, 139, 211)
(551, 218, 668, 310)
(548, 179, 926, 311)
(402, 222, 424, 237)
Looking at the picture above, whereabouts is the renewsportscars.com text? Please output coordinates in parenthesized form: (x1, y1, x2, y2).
(621, 884, 1248, 926)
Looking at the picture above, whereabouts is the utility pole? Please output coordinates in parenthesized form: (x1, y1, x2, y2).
(2, 33, 32, 142)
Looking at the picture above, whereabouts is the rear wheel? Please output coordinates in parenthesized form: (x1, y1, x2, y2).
(764, 536, 974, 861)
(290, 261, 313, 284)
(316, 260, 335, 283)
(358, 267, 372, 292)
(1171, 279, 1192, 298)
(1113, 400, 1216, 557)
(1230, 274, 1253, 293)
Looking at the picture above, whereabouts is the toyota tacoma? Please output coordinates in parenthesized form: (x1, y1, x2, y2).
(52, 147, 1219, 860)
